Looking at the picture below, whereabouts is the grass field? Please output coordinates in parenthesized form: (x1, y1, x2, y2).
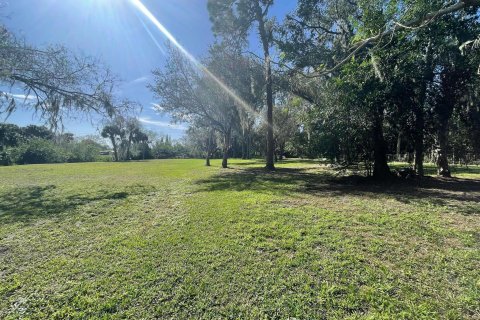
(0, 159, 479, 319)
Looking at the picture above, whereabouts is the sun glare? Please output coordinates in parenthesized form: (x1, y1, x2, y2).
(129, 0, 263, 120)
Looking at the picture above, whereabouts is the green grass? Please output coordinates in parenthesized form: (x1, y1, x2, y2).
(0, 159, 479, 319)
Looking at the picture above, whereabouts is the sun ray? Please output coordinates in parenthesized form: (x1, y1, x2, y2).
(129, 0, 262, 120)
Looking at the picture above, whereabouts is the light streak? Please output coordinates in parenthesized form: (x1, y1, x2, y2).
(130, 0, 260, 118)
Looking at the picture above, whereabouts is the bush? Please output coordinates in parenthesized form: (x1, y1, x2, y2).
(65, 140, 104, 163)
(0, 149, 13, 166)
(11, 139, 69, 165)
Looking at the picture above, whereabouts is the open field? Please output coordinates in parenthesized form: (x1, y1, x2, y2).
(0, 159, 479, 319)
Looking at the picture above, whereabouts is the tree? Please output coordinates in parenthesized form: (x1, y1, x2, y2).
(124, 118, 143, 160)
(0, 24, 125, 128)
(208, 0, 276, 170)
(280, 0, 480, 77)
(11, 138, 67, 165)
(63, 138, 106, 163)
(278, 0, 395, 178)
(272, 96, 300, 161)
(434, 12, 479, 176)
(101, 118, 124, 162)
(0, 123, 23, 150)
(101, 115, 148, 162)
(22, 125, 55, 141)
(185, 126, 217, 166)
(150, 45, 248, 168)
(278, 0, 480, 178)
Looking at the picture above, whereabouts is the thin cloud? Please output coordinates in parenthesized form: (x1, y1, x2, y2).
(127, 76, 149, 86)
(6, 93, 36, 101)
(139, 117, 187, 130)
(150, 102, 162, 111)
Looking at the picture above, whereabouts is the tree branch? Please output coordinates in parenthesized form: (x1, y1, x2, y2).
(303, 0, 480, 78)
(286, 15, 342, 35)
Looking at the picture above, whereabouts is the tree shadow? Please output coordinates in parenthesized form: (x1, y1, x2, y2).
(232, 159, 325, 167)
(390, 163, 480, 176)
(0, 184, 155, 224)
(195, 167, 480, 216)
(232, 161, 263, 166)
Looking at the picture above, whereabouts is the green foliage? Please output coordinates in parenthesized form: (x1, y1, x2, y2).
(0, 124, 55, 149)
(11, 138, 69, 165)
(64, 139, 106, 163)
(151, 135, 190, 159)
(22, 125, 55, 140)
(276, 0, 480, 176)
(0, 149, 13, 166)
(101, 116, 150, 162)
(0, 123, 112, 166)
(0, 123, 23, 149)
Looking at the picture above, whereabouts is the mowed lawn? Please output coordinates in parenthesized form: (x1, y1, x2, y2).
(0, 159, 479, 319)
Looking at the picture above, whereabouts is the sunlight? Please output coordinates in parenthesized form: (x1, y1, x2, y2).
(129, 0, 263, 120)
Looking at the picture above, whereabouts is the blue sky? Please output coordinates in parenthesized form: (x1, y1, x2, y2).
(2, 0, 296, 139)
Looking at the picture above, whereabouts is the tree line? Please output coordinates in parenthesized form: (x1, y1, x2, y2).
(1, 1, 480, 179)
(0, 122, 197, 165)
(0, 123, 109, 165)
(150, 0, 480, 178)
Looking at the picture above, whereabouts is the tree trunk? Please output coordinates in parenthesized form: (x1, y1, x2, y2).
(435, 90, 454, 178)
(396, 131, 402, 162)
(246, 133, 251, 159)
(111, 138, 119, 162)
(265, 60, 275, 170)
(126, 136, 131, 161)
(413, 108, 425, 176)
(435, 128, 451, 177)
(241, 127, 247, 160)
(255, 3, 275, 171)
(205, 138, 211, 167)
(414, 41, 434, 177)
(279, 143, 285, 161)
(221, 129, 231, 169)
(206, 129, 215, 166)
(372, 113, 392, 179)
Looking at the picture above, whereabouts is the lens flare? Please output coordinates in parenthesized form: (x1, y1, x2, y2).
(129, 0, 261, 119)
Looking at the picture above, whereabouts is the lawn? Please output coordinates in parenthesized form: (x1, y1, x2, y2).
(0, 159, 479, 319)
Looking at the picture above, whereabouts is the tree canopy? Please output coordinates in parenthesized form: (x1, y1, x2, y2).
(156, 0, 480, 178)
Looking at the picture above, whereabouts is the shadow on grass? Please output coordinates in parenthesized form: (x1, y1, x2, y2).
(0, 184, 155, 224)
(233, 160, 264, 166)
(390, 163, 480, 176)
(233, 159, 325, 167)
(195, 167, 480, 215)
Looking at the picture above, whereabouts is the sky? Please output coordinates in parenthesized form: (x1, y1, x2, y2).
(1, 0, 296, 139)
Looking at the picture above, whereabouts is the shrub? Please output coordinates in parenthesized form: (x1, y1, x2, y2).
(66, 140, 104, 163)
(0, 149, 13, 166)
(11, 139, 69, 165)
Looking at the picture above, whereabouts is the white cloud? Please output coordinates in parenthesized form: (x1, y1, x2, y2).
(6, 93, 36, 101)
(138, 117, 187, 130)
(126, 76, 149, 87)
(150, 102, 162, 112)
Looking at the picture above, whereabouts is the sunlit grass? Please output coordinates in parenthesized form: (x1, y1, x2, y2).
(1, 159, 479, 319)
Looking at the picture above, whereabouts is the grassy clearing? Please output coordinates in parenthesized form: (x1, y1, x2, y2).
(0, 159, 479, 319)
